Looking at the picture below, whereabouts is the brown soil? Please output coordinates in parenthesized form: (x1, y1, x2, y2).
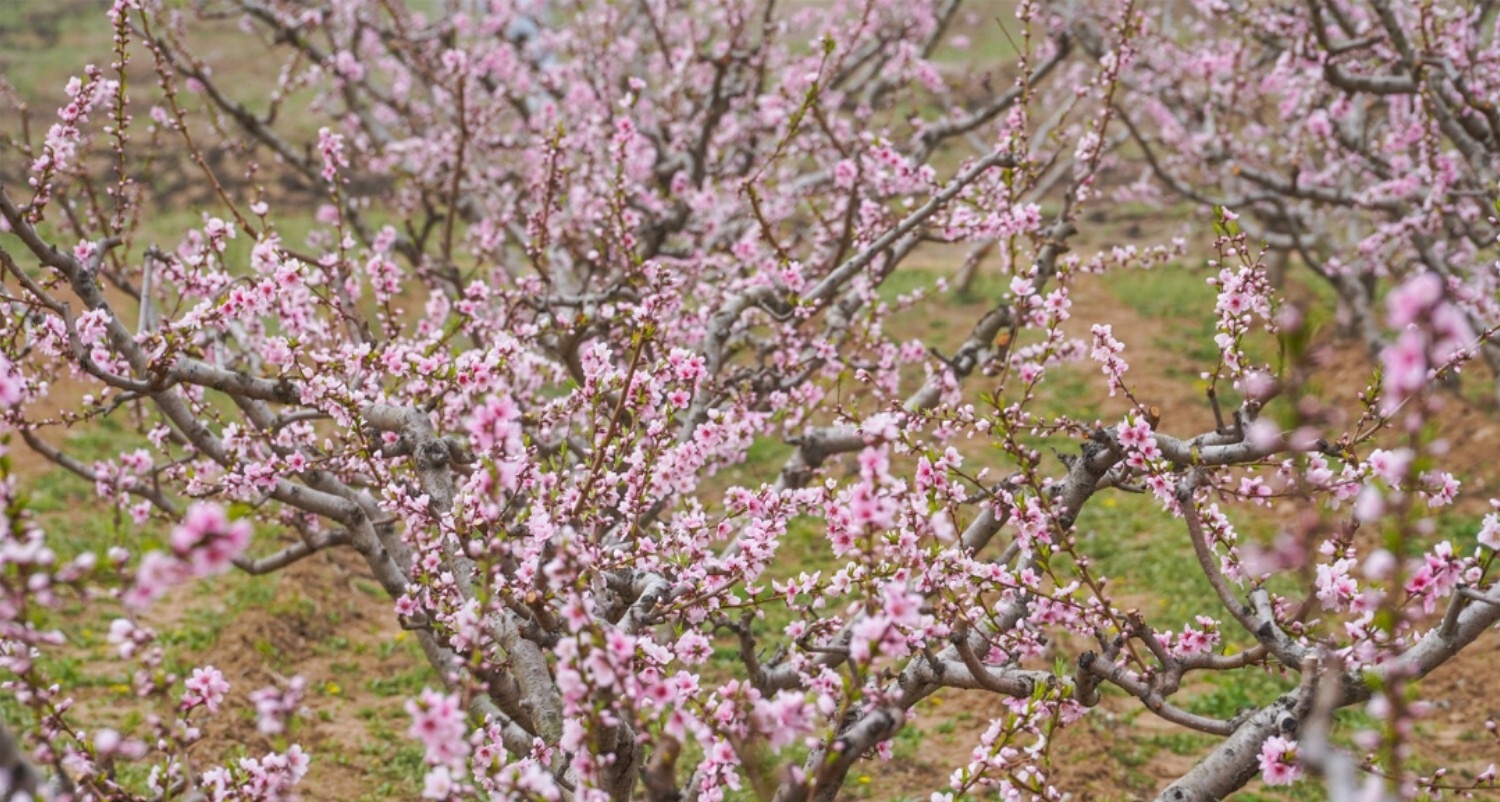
(142, 552, 421, 802)
(185, 550, 423, 802)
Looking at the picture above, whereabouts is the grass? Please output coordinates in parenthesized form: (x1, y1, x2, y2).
(0, 0, 113, 99)
(367, 664, 437, 699)
(1077, 491, 1222, 625)
(1186, 668, 1297, 721)
(354, 725, 428, 802)
(1103, 264, 1222, 366)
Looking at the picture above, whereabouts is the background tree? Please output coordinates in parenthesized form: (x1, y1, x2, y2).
(0, 1, 1497, 801)
(1113, 0, 1500, 397)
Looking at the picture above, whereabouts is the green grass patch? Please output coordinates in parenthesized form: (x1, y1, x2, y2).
(1103, 264, 1221, 365)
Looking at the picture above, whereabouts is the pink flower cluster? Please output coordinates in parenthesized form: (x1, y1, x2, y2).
(251, 676, 308, 735)
(1380, 273, 1475, 415)
(125, 503, 252, 608)
(182, 665, 231, 714)
(408, 688, 471, 768)
(317, 127, 349, 182)
(1257, 735, 1301, 786)
(1089, 324, 1129, 396)
(1116, 414, 1161, 471)
(199, 745, 311, 802)
(0, 355, 23, 407)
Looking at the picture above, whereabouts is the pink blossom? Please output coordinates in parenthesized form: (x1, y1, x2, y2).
(183, 665, 231, 713)
(1090, 324, 1129, 396)
(1386, 273, 1444, 327)
(466, 394, 522, 456)
(1353, 485, 1384, 523)
(1480, 511, 1500, 551)
(0, 356, 25, 407)
(125, 550, 191, 608)
(675, 630, 712, 665)
(171, 503, 253, 576)
(1363, 549, 1397, 581)
(1257, 735, 1301, 786)
(407, 688, 470, 767)
(317, 127, 348, 181)
(1315, 558, 1358, 611)
(251, 676, 307, 735)
(422, 766, 454, 799)
(1117, 416, 1153, 449)
(1366, 449, 1412, 486)
(1380, 329, 1429, 410)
